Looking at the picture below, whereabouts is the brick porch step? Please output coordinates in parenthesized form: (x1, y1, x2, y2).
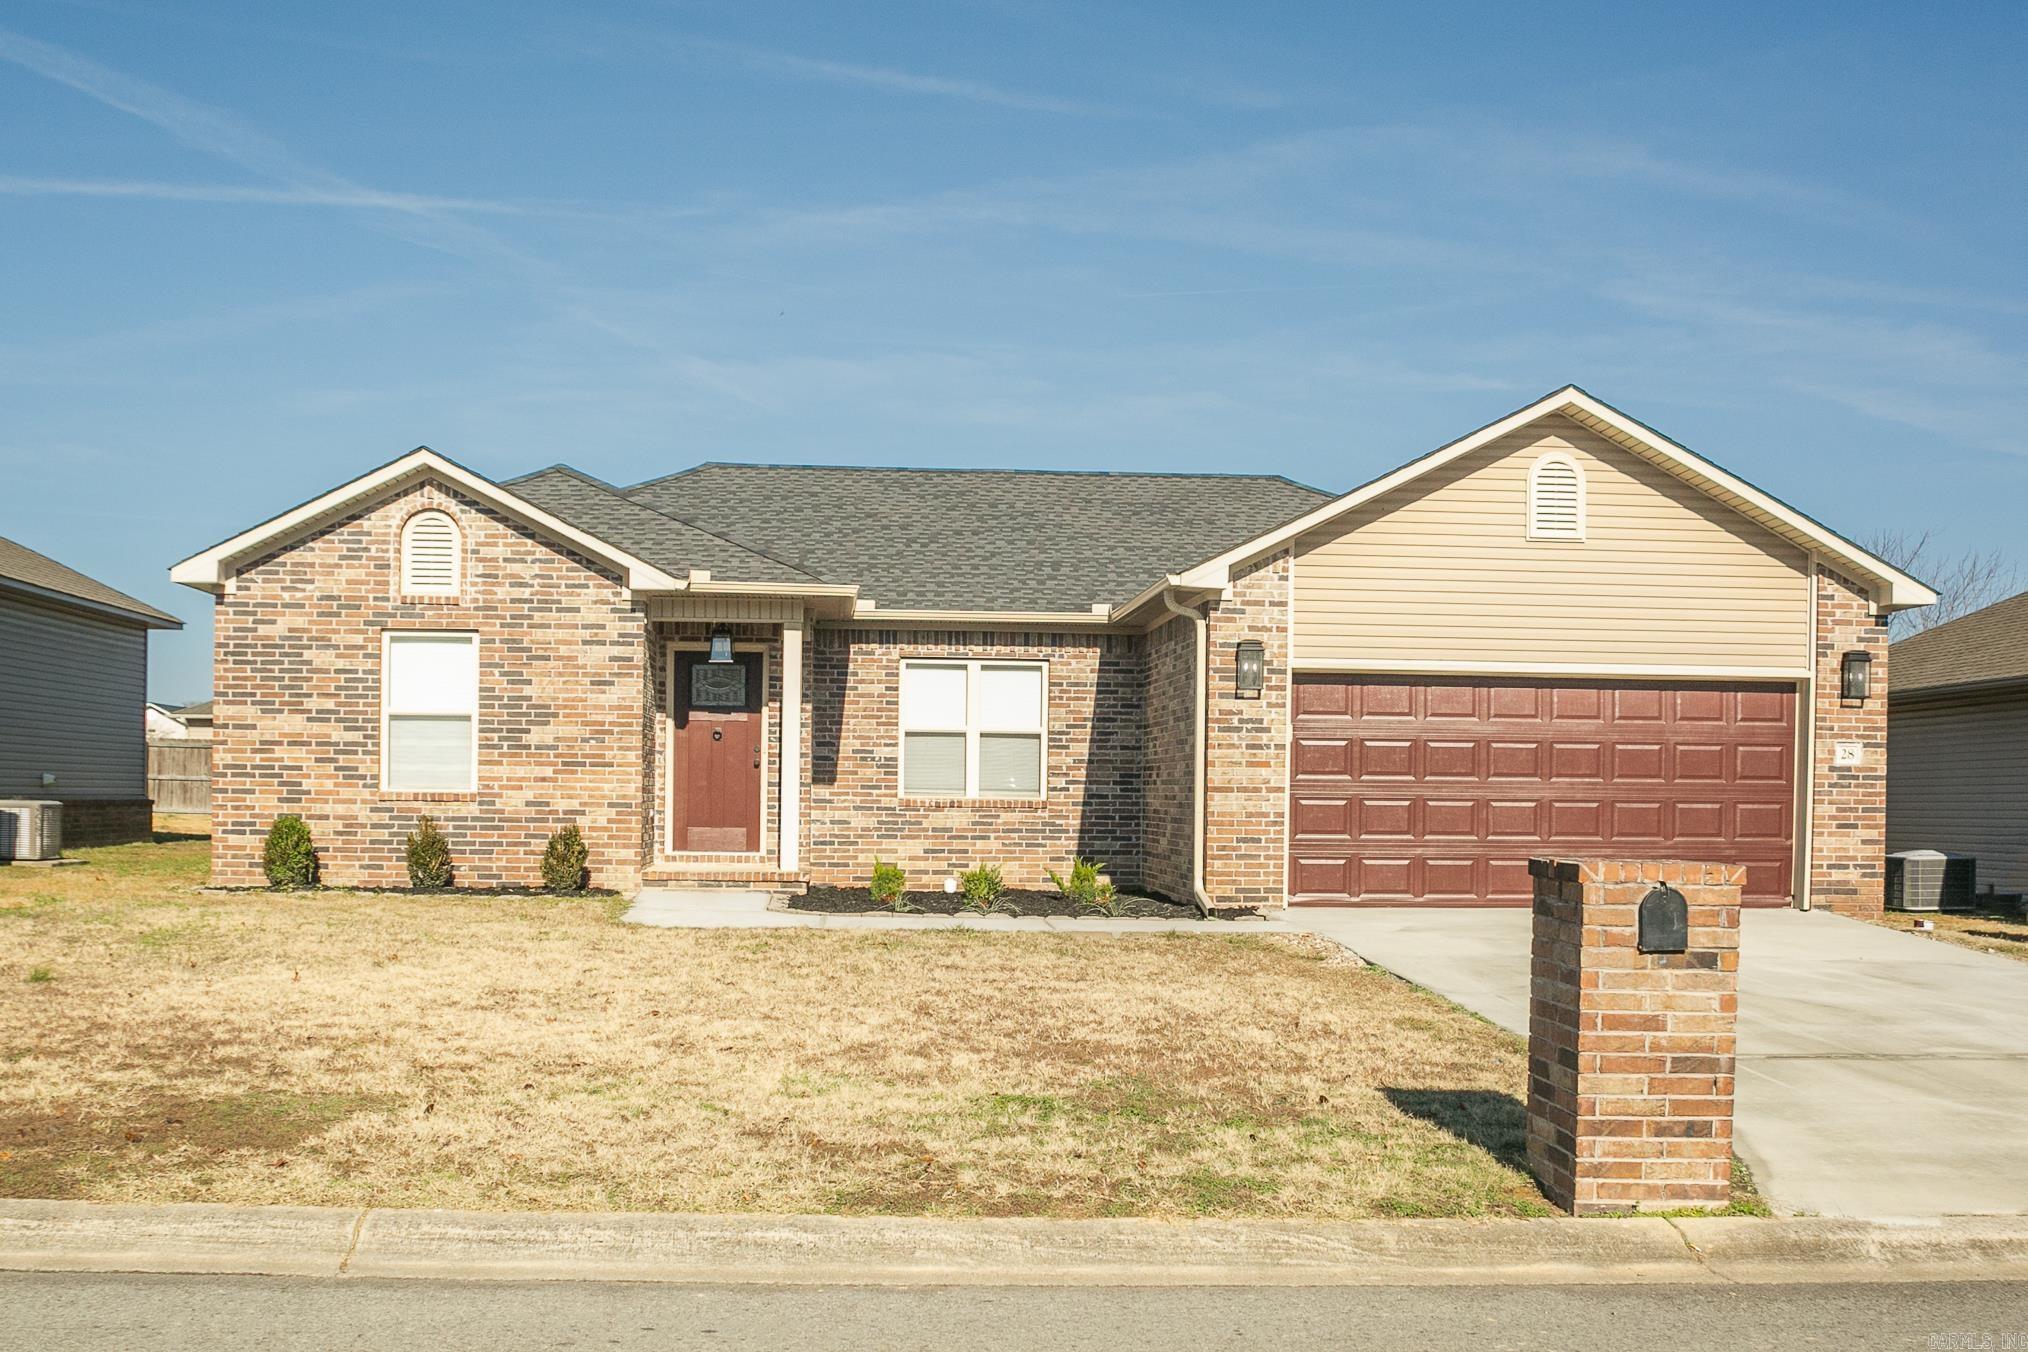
(640, 866, 809, 894)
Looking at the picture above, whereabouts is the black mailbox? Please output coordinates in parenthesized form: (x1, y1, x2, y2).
(1638, 884, 1689, 954)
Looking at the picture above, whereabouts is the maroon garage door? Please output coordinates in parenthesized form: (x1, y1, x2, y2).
(1289, 675, 1797, 906)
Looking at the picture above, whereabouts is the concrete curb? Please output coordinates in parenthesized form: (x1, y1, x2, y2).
(3, 1201, 2027, 1286)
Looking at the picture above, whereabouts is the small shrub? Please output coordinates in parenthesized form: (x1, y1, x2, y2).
(869, 859, 918, 912)
(404, 815, 453, 890)
(958, 863, 1005, 912)
(1048, 857, 1107, 906)
(541, 825, 590, 894)
(261, 815, 318, 890)
(1088, 880, 1123, 918)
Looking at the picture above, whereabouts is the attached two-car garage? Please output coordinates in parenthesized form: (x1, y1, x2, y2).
(1287, 674, 1798, 905)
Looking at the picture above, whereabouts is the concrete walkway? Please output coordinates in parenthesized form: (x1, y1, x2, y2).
(624, 888, 1303, 936)
(1289, 906, 2028, 1220)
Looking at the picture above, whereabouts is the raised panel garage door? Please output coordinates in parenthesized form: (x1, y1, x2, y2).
(1289, 675, 1797, 905)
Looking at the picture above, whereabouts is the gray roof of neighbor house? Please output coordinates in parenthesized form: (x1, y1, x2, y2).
(0, 533, 181, 627)
(174, 699, 214, 720)
(510, 463, 1331, 612)
(1892, 589, 2028, 697)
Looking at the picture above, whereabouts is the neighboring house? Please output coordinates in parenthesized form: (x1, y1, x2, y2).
(169, 386, 1932, 913)
(146, 698, 214, 741)
(1, 533, 182, 845)
(1887, 590, 2028, 896)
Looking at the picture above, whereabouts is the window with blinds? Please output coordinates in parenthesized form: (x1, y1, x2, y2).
(383, 632, 478, 791)
(1527, 454, 1585, 540)
(899, 660, 1045, 799)
(400, 510, 461, 593)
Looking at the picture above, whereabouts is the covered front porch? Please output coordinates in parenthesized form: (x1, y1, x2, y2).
(642, 595, 820, 892)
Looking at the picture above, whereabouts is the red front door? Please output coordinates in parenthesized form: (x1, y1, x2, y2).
(670, 652, 763, 853)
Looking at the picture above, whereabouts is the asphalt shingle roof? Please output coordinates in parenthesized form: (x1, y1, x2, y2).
(503, 466, 823, 586)
(0, 533, 181, 627)
(614, 463, 1331, 611)
(1892, 589, 2028, 697)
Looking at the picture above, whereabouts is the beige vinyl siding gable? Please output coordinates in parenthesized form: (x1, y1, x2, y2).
(1888, 689, 2028, 895)
(1292, 415, 1811, 670)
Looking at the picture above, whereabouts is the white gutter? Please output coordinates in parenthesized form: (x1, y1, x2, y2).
(1159, 590, 1214, 917)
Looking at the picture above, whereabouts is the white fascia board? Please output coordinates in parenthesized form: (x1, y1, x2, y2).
(169, 448, 684, 594)
(1174, 386, 1939, 611)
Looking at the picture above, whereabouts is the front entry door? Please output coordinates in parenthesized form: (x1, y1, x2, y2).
(670, 651, 763, 852)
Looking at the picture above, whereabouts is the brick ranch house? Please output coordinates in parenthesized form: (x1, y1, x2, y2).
(170, 386, 1932, 914)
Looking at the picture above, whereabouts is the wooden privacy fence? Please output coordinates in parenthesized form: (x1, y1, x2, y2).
(146, 739, 212, 814)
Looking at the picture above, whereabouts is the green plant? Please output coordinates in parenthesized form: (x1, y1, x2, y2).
(25, 966, 53, 984)
(1049, 857, 1124, 917)
(958, 863, 1005, 912)
(1048, 857, 1109, 906)
(404, 815, 453, 890)
(869, 859, 918, 912)
(541, 825, 590, 894)
(261, 815, 318, 890)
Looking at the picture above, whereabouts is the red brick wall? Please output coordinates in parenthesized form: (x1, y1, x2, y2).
(1810, 564, 1889, 916)
(55, 798, 153, 847)
(1142, 612, 1197, 903)
(210, 479, 650, 891)
(1202, 550, 1291, 910)
(803, 628, 1143, 891)
(1526, 858, 1740, 1215)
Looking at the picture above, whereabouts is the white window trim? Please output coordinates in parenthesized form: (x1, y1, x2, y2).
(380, 630, 480, 793)
(1526, 451, 1587, 541)
(399, 508, 463, 595)
(898, 658, 1048, 801)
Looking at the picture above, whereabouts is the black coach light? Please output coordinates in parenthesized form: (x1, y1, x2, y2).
(708, 626, 735, 664)
(1234, 639, 1265, 698)
(1840, 649, 1872, 702)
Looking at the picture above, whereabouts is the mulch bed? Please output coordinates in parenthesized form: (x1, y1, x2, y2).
(791, 885, 1207, 920)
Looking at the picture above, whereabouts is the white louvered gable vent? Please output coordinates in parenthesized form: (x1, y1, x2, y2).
(1527, 454, 1585, 540)
(401, 510, 461, 593)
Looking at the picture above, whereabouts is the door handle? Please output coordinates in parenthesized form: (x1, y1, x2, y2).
(753, 745, 762, 768)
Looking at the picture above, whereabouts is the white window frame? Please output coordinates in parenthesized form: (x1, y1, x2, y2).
(380, 630, 480, 793)
(1526, 452, 1587, 541)
(400, 508, 462, 595)
(898, 658, 1047, 800)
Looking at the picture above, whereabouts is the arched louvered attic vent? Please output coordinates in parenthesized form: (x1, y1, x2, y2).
(1527, 454, 1585, 540)
(400, 510, 461, 593)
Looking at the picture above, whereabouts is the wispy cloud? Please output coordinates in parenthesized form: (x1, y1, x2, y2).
(0, 174, 564, 215)
(0, 26, 551, 270)
(670, 34, 1124, 116)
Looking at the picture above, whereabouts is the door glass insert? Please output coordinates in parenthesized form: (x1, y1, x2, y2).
(691, 661, 747, 710)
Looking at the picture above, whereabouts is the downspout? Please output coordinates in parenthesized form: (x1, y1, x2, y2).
(1160, 591, 1215, 917)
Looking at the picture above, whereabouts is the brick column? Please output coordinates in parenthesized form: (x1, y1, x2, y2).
(1201, 549, 1291, 910)
(1526, 858, 1741, 1215)
(1809, 563, 1889, 917)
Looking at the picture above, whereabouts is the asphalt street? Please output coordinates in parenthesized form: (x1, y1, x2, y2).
(4, 1271, 2025, 1350)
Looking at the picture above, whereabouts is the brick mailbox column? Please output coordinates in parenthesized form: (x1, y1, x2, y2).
(1525, 858, 1742, 1215)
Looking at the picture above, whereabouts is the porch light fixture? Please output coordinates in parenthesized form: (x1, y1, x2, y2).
(1840, 649, 1872, 703)
(707, 627, 735, 664)
(1234, 639, 1265, 698)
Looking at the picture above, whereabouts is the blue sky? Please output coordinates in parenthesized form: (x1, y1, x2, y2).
(3, 1, 2023, 701)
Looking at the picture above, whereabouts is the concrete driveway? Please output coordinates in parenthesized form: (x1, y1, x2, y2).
(1293, 907, 2028, 1219)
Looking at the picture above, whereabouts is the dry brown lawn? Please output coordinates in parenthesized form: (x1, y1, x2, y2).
(1871, 909, 2028, 965)
(0, 836, 1549, 1219)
